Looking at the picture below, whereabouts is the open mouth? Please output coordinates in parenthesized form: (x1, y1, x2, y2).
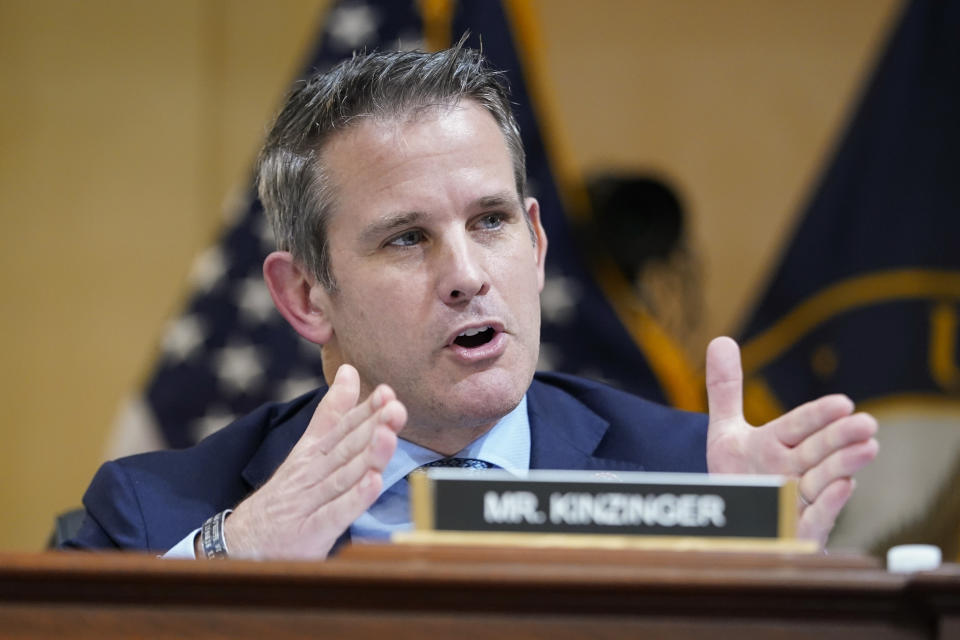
(453, 326, 496, 348)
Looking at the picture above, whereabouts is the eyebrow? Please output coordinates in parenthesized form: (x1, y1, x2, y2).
(359, 211, 425, 245)
(475, 192, 523, 210)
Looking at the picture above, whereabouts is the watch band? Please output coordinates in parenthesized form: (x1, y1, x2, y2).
(200, 509, 232, 559)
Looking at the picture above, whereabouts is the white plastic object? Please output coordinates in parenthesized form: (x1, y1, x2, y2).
(886, 544, 942, 573)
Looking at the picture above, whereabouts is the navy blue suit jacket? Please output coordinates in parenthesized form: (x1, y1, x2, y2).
(63, 372, 707, 553)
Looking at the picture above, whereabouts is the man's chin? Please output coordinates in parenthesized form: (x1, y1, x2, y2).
(442, 369, 531, 425)
(396, 366, 533, 453)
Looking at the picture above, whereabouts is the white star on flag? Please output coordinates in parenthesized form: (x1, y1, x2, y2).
(326, 3, 380, 51)
(189, 246, 227, 292)
(162, 314, 206, 362)
(540, 275, 580, 325)
(237, 277, 277, 325)
(279, 374, 323, 401)
(214, 343, 264, 394)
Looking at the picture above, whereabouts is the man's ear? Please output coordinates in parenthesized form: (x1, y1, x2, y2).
(262, 251, 333, 345)
(524, 197, 548, 292)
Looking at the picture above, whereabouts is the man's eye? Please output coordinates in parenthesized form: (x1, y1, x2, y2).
(478, 213, 505, 230)
(387, 230, 423, 247)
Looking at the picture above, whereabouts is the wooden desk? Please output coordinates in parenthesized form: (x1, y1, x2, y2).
(1, 545, 958, 638)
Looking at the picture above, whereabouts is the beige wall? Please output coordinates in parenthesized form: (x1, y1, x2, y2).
(0, 0, 899, 550)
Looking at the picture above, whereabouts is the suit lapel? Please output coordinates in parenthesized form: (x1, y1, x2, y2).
(527, 377, 645, 472)
(240, 390, 322, 490)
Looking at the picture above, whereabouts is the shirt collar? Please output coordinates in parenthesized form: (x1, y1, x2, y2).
(378, 395, 530, 494)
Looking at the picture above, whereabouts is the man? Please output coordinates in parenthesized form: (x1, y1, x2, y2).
(64, 44, 878, 559)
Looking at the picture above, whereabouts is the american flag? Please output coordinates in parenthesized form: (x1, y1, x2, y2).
(109, 0, 692, 457)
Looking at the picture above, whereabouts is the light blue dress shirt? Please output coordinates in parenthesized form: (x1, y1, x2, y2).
(165, 395, 530, 557)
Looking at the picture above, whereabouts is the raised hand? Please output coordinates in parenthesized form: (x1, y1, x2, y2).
(704, 336, 878, 546)
(220, 364, 407, 559)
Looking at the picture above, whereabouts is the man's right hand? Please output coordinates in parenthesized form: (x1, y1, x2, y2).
(218, 364, 407, 559)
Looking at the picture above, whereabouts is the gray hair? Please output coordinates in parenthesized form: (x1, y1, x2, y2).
(256, 41, 526, 290)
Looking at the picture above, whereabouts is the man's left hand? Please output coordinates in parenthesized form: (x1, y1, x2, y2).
(704, 336, 879, 547)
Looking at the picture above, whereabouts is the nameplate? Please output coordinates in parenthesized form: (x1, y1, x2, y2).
(407, 470, 800, 541)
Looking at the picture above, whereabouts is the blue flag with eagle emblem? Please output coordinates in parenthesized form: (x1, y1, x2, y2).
(110, 0, 694, 457)
(737, 0, 960, 555)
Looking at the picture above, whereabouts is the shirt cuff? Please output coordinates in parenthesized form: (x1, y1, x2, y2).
(162, 528, 200, 559)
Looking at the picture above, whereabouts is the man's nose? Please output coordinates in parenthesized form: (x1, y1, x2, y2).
(435, 234, 489, 305)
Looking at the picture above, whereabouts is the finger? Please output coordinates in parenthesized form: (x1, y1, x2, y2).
(339, 400, 406, 467)
(796, 477, 855, 546)
(302, 364, 362, 443)
(314, 420, 400, 506)
(790, 412, 878, 475)
(705, 336, 744, 424)
(311, 397, 406, 486)
(798, 437, 878, 503)
(772, 393, 855, 447)
(308, 416, 406, 544)
(314, 383, 396, 455)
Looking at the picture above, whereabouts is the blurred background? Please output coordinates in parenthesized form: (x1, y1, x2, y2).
(6, 0, 955, 554)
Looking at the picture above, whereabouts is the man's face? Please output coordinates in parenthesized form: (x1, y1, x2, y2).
(310, 100, 547, 450)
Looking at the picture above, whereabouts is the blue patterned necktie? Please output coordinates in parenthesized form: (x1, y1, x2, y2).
(416, 457, 495, 473)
